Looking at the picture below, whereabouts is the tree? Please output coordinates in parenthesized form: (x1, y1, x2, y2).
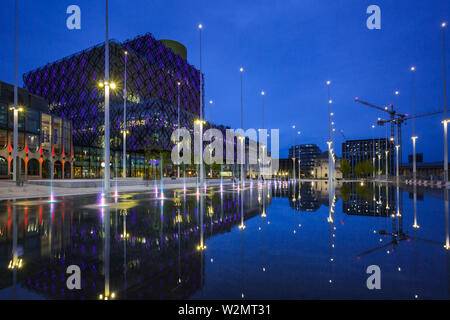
(339, 159, 351, 177)
(355, 160, 374, 178)
(340, 183, 352, 202)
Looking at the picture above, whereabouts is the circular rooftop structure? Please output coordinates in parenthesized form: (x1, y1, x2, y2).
(159, 39, 187, 60)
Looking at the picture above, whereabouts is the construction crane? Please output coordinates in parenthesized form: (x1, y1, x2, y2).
(339, 129, 346, 140)
(354, 97, 407, 139)
(354, 97, 408, 166)
(377, 110, 443, 164)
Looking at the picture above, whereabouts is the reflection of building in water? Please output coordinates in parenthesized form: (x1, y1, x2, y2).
(269, 181, 339, 212)
(341, 183, 395, 217)
(270, 181, 395, 217)
(0, 189, 269, 299)
(291, 182, 321, 212)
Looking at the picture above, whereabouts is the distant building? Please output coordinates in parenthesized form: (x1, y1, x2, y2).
(400, 162, 449, 180)
(289, 144, 321, 177)
(275, 158, 293, 178)
(313, 151, 343, 179)
(408, 153, 423, 164)
(342, 138, 394, 176)
(0, 81, 73, 179)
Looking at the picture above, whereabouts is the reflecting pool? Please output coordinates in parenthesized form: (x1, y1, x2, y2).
(0, 181, 449, 300)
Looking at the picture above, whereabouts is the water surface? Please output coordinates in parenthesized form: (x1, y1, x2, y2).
(0, 181, 449, 300)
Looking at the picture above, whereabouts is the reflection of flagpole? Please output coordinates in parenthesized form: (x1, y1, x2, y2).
(13, 200, 17, 299)
(327, 183, 335, 286)
(123, 209, 127, 297)
(177, 198, 181, 285)
(262, 185, 266, 274)
(445, 189, 450, 250)
(200, 191, 205, 297)
(413, 185, 419, 229)
(102, 208, 112, 299)
(447, 240, 450, 299)
(443, 188, 450, 297)
(241, 211, 245, 299)
(414, 226, 418, 299)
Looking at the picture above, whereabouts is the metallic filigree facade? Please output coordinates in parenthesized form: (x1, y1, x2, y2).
(23, 33, 202, 152)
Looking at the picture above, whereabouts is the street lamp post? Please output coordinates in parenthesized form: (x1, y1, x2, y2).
(177, 81, 181, 179)
(443, 22, 448, 182)
(199, 24, 204, 186)
(122, 51, 128, 179)
(12, 0, 18, 183)
(396, 145, 400, 183)
(385, 124, 389, 180)
(104, 0, 111, 193)
(260, 91, 265, 181)
(240, 67, 244, 186)
(291, 125, 296, 182)
(411, 66, 417, 181)
(327, 81, 333, 182)
(371, 125, 376, 179)
(395, 90, 400, 179)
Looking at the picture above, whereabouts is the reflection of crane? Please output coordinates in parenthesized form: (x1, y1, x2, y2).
(356, 227, 442, 258)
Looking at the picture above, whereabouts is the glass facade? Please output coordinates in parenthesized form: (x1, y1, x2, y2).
(342, 138, 395, 175)
(0, 80, 73, 179)
(41, 113, 51, 155)
(27, 134, 39, 153)
(53, 117, 62, 155)
(289, 144, 322, 177)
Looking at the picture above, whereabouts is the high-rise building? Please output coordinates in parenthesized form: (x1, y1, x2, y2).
(342, 138, 395, 176)
(288, 144, 321, 177)
(23, 34, 202, 178)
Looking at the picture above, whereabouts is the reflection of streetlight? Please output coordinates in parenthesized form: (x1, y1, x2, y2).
(7, 258, 23, 270)
(99, 292, 116, 300)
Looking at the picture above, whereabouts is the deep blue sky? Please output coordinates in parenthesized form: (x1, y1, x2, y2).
(0, 0, 448, 161)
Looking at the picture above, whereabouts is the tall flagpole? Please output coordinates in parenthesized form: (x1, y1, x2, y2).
(13, 0, 18, 183)
(104, 0, 110, 192)
(123, 51, 128, 179)
(240, 67, 244, 185)
(411, 66, 417, 181)
(442, 22, 448, 182)
(198, 24, 204, 186)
